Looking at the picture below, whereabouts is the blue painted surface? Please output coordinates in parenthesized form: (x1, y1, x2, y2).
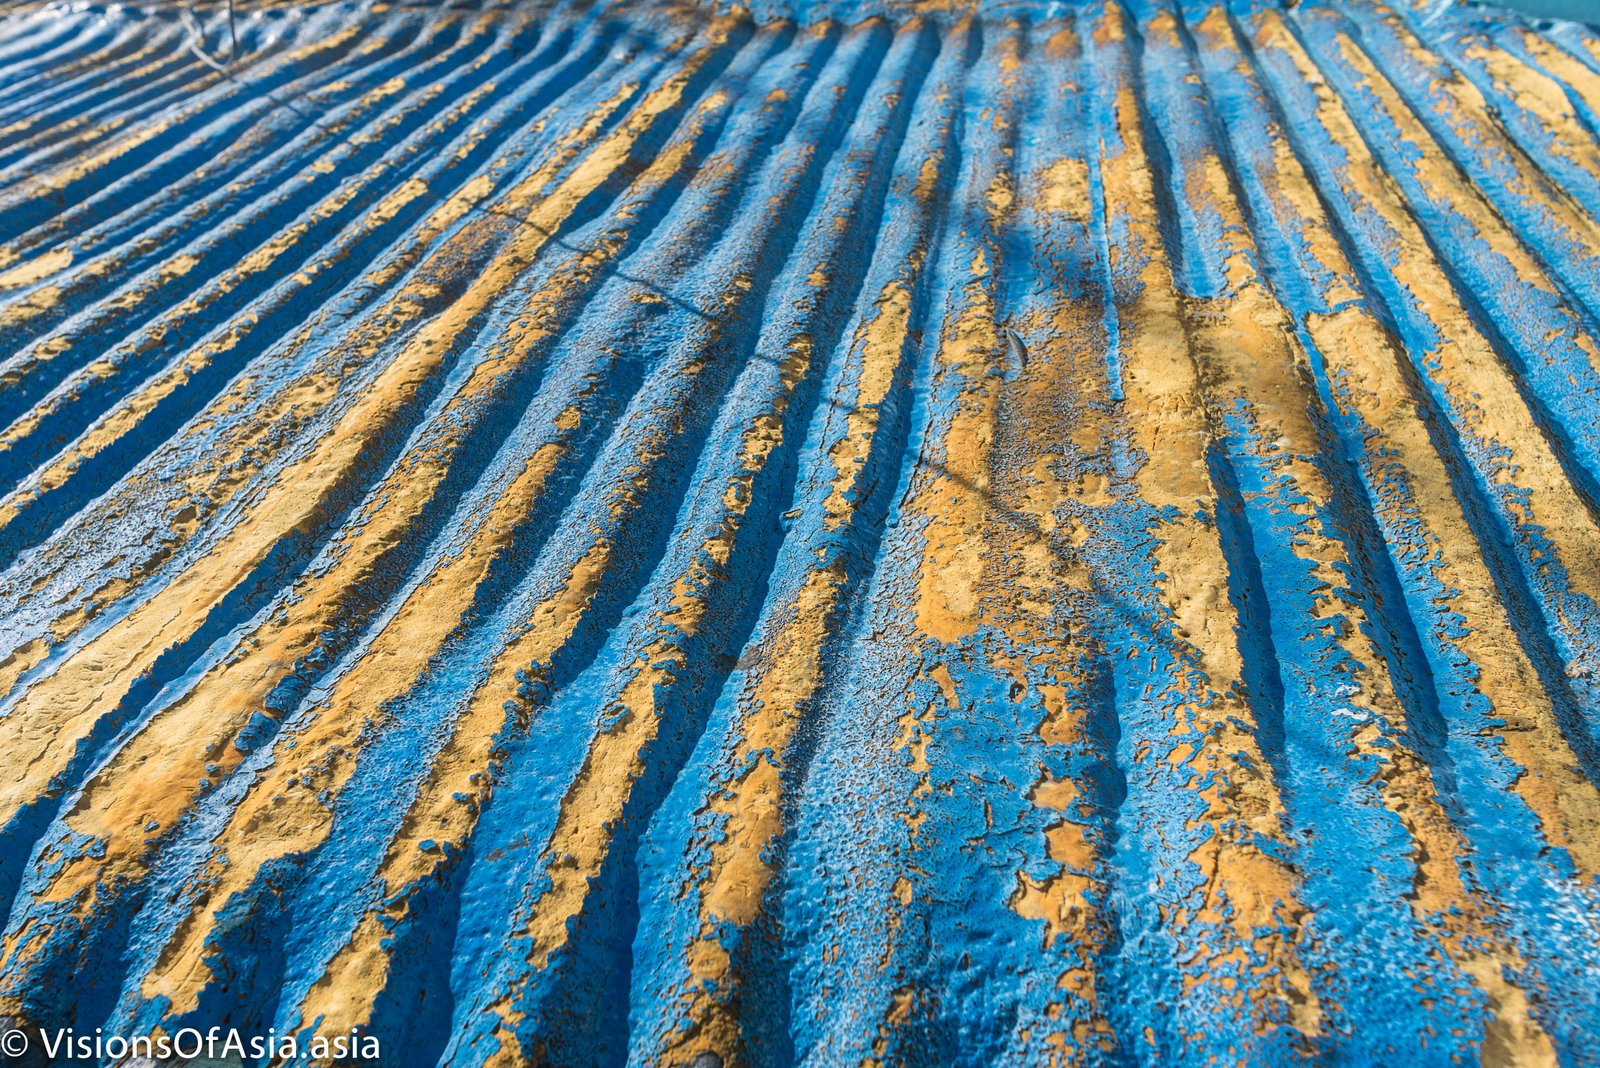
(0, 0, 1597, 1064)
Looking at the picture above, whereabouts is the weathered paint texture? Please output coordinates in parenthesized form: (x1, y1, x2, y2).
(0, 0, 1598, 1063)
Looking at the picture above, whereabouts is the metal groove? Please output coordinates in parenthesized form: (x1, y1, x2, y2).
(0, 0, 1597, 1064)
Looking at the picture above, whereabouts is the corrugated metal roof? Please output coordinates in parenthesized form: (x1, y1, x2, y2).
(0, 0, 1598, 1063)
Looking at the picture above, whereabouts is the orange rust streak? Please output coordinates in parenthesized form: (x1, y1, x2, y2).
(0, 28, 732, 878)
(1098, 5, 1321, 1047)
(480, 298, 815, 1068)
(138, 435, 569, 1015)
(1257, 10, 1600, 878)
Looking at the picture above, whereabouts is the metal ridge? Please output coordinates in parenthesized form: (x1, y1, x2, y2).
(0, 0, 1598, 1063)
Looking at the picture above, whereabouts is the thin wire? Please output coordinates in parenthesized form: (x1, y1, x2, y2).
(181, 1, 323, 125)
(181, 2, 235, 70)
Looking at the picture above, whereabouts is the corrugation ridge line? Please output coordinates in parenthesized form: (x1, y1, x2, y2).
(1120, 3, 1309, 1051)
(0, 22, 346, 180)
(0, 9, 377, 243)
(1273, 8, 1600, 514)
(0, 15, 93, 76)
(611, 17, 953, 1065)
(1283, 3, 1600, 789)
(1541, 19, 1600, 80)
(411, 25, 918, 1064)
(987, 17, 1127, 1060)
(472, 29, 912, 1057)
(1416, 15, 1600, 226)
(120, 10, 800, 1048)
(0, 22, 761, 1011)
(779, 16, 1033, 1064)
(0, 20, 609, 578)
(0, 0, 758, 844)
(0, 14, 443, 336)
(225, 26, 845, 1053)
(128, 2, 798, 979)
(1271, 0, 1600, 866)
(0, 15, 674, 683)
(0, 58, 243, 191)
(0, 37, 208, 171)
(95, 47, 770, 1022)
(0, 15, 622, 574)
(1152, 0, 1289, 780)
(0, 51, 240, 176)
(1165, 3, 1563, 1058)
(1348, 3, 1600, 356)
(0, 13, 482, 420)
(0, 13, 532, 493)
(1079, 5, 1327, 1061)
(230, 22, 857, 1048)
(0, 16, 124, 95)
(1216, 0, 1462, 906)
(0, 13, 670, 823)
(0, 26, 167, 136)
(0, 8, 771, 1036)
(1130, 0, 1297, 795)
(1236, 6, 1600, 1053)
(0, 17, 431, 281)
(1523, 25, 1600, 143)
(773, 25, 974, 1062)
(0, 20, 157, 108)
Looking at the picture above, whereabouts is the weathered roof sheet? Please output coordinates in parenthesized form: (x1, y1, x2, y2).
(1, 0, 1599, 1063)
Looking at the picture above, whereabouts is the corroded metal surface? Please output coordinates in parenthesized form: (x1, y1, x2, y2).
(0, 0, 1599, 1063)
